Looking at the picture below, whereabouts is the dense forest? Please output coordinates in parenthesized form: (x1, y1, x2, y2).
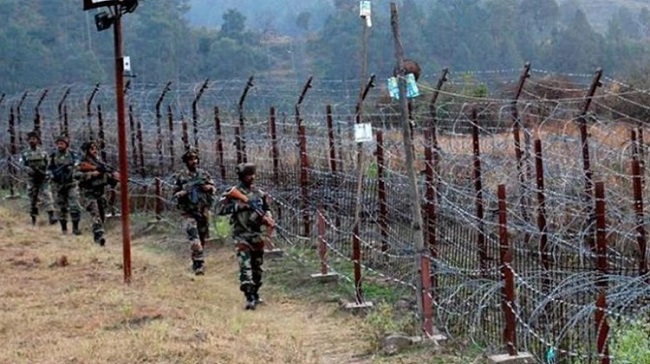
(2, 0, 650, 93)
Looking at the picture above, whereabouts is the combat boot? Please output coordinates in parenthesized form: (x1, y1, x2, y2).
(245, 293, 256, 310)
(72, 220, 81, 236)
(60, 220, 68, 234)
(93, 230, 106, 246)
(31, 215, 37, 226)
(252, 283, 263, 305)
(47, 211, 58, 225)
(192, 260, 205, 276)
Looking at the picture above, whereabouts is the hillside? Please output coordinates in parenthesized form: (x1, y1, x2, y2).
(561, 0, 650, 32)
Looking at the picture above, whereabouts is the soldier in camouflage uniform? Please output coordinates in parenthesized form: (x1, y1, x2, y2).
(19, 130, 56, 226)
(217, 163, 274, 310)
(48, 134, 82, 235)
(75, 141, 120, 246)
(173, 148, 216, 275)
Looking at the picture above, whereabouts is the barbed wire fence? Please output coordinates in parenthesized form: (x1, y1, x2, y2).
(2, 65, 650, 363)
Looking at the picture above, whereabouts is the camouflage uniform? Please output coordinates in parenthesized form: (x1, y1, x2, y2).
(218, 163, 273, 309)
(19, 131, 56, 225)
(48, 134, 82, 235)
(173, 149, 215, 275)
(75, 141, 118, 246)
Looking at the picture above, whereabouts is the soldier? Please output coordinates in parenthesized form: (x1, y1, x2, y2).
(19, 130, 56, 226)
(218, 163, 274, 310)
(75, 141, 119, 246)
(48, 134, 82, 235)
(173, 148, 216, 275)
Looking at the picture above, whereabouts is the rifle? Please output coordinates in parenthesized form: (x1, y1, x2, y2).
(78, 159, 119, 187)
(49, 162, 74, 184)
(225, 187, 275, 230)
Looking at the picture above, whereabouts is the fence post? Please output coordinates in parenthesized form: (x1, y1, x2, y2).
(578, 69, 603, 252)
(155, 82, 171, 176)
(238, 75, 254, 163)
(311, 209, 338, 282)
(594, 181, 610, 364)
(192, 79, 209, 150)
(269, 106, 279, 183)
(534, 139, 552, 293)
(214, 106, 226, 181)
(298, 124, 310, 236)
(97, 105, 107, 161)
(33, 89, 48, 135)
(376, 130, 389, 254)
(326, 104, 337, 174)
(129, 105, 138, 168)
(181, 117, 189, 152)
(16, 91, 28, 145)
(488, 185, 533, 364)
(7, 106, 18, 198)
(58, 87, 71, 135)
(511, 63, 532, 247)
(136, 118, 145, 177)
(167, 105, 175, 170)
(631, 130, 648, 277)
(155, 177, 162, 221)
(472, 106, 488, 277)
(86, 84, 99, 140)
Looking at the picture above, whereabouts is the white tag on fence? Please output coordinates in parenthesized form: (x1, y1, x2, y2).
(354, 123, 373, 143)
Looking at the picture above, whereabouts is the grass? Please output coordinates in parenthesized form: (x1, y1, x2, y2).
(0, 201, 487, 364)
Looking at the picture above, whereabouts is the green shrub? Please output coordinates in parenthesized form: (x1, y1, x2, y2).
(610, 320, 650, 364)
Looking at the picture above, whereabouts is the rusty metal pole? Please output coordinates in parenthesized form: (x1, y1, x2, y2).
(498, 185, 518, 356)
(192, 79, 209, 152)
(511, 63, 532, 245)
(181, 117, 189, 151)
(472, 106, 488, 277)
(136, 119, 144, 177)
(376, 130, 388, 254)
(214, 107, 226, 181)
(86, 84, 100, 140)
(594, 181, 610, 364)
(630, 130, 647, 277)
(326, 104, 337, 174)
(57, 87, 71, 135)
(112, 7, 132, 284)
(155, 82, 171, 175)
(296, 77, 313, 237)
(33, 89, 48, 135)
(238, 75, 254, 163)
(16, 91, 28, 145)
(167, 105, 175, 170)
(269, 106, 279, 183)
(128, 105, 138, 168)
(534, 139, 551, 286)
(578, 69, 603, 252)
(8, 106, 17, 197)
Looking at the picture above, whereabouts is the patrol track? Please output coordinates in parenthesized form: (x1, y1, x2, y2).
(3, 68, 650, 362)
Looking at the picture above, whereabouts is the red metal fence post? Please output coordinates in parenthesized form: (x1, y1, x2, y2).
(298, 124, 310, 236)
(594, 181, 610, 364)
(472, 106, 488, 277)
(376, 130, 389, 254)
(167, 105, 175, 170)
(326, 104, 337, 174)
(214, 106, 226, 181)
(498, 184, 517, 356)
(630, 130, 648, 277)
(269, 106, 279, 183)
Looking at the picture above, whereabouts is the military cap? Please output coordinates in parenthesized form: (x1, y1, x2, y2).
(55, 134, 69, 146)
(26, 130, 41, 141)
(81, 141, 97, 153)
(181, 148, 200, 163)
(236, 163, 256, 178)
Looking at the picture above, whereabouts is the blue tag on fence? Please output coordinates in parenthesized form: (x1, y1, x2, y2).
(387, 73, 420, 100)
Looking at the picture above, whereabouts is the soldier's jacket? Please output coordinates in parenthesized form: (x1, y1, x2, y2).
(218, 183, 270, 237)
(173, 168, 215, 212)
(74, 155, 115, 197)
(48, 150, 79, 185)
(20, 146, 49, 180)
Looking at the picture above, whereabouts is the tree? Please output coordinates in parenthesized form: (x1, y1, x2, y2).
(220, 8, 246, 42)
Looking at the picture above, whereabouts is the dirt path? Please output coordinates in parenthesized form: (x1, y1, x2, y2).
(0, 207, 374, 364)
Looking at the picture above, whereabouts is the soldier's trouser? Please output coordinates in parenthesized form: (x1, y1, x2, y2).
(182, 215, 204, 264)
(55, 184, 82, 222)
(235, 238, 265, 294)
(85, 198, 104, 243)
(27, 179, 54, 216)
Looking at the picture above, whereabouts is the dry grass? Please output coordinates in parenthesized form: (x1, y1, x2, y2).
(0, 204, 377, 364)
